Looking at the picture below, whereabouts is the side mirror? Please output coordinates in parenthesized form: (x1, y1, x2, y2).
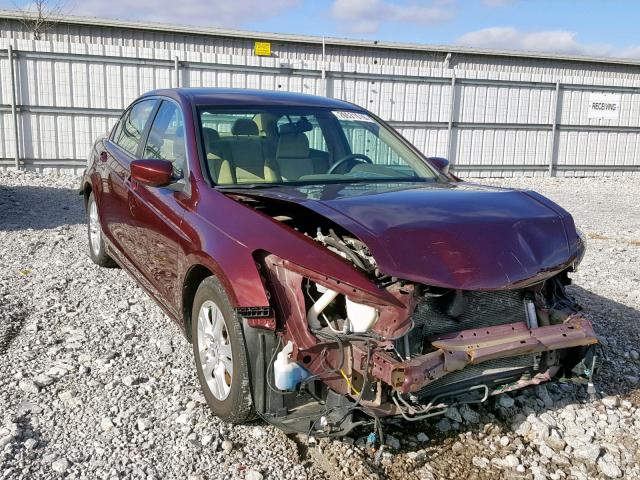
(130, 159, 174, 187)
(427, 156, 450, 175)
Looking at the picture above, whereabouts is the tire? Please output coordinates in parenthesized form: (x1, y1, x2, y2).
(86, 192, 116, 267)
(192, 277, 254, 424)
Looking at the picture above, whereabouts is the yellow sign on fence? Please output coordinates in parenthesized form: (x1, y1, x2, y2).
(254, 41, 272, 57)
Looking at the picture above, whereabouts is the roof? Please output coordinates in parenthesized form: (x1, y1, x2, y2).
(1, 9, 640, 68)
(146, 88, 360, 109)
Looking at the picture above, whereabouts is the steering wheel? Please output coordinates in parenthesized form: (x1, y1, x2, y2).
(327, 153, 373, 174)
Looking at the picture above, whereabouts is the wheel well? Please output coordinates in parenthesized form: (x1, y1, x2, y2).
(182, 265, 215, 341)
(82, 182, 92, 211)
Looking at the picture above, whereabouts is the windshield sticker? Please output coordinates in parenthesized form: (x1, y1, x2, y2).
(332, 111, 376, 123)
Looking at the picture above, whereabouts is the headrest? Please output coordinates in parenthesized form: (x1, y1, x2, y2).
(231, 118, 259, 136)
(278, 117, 313, 135)
(277, 133, 309, 159)
(202, 127, 220, 147)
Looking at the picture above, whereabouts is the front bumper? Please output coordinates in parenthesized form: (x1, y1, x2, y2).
(353, 314, 598, 394)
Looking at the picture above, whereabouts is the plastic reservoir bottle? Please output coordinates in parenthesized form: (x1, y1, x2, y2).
(274, 341, 309, 391)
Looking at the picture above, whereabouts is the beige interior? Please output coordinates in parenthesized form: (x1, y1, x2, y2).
(276, 133, 321, 180)
(203, 119, 276, 184)
(203, 118, 335, 184)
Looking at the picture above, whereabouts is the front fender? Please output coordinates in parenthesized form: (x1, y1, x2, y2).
(186, 186, 401, 309)
(182, 250, 261, 308)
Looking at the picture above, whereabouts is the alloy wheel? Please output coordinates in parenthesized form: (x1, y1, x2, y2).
(89, 199, 101, 256)
(197, 300, 233, 401)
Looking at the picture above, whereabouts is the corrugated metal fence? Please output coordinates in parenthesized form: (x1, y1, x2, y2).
(2, 37, 640, 176)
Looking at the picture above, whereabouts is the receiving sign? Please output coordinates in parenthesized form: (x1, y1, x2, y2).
(588, 92, 621, 119)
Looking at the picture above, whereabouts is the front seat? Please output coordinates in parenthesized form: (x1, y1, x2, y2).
(275, 133, 317, 180)
(202, 127, 234, 184)
(227, 118, 279, 183)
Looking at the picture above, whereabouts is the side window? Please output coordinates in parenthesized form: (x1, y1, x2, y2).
(143, 101, 186, 177)
(113, 100, 156, 156)
(111, 117, 123, 143)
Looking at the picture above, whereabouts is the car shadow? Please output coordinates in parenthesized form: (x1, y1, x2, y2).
(0, 184, 83, 231)
(568, 284, 640, 398)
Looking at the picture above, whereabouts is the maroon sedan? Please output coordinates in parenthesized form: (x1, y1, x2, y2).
(81, 88, 597, 436)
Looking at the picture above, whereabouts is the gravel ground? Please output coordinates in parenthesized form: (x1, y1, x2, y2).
(1, 171, 639, 480)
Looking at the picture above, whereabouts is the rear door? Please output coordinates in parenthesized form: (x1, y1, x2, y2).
(127, 100, 191, 315)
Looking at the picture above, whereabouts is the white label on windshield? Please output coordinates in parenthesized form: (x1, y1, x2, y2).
(332, 110, 376, 123)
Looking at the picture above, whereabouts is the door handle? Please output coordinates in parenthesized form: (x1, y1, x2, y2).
(99, 151, 108, 163)
(127, 175, 139, 191)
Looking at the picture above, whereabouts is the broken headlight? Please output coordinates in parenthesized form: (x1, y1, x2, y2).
(306, 280, 380, 333)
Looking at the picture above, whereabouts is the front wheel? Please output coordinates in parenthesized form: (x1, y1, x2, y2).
(86, 192, 116, 267)
(192, 277, 254, 424)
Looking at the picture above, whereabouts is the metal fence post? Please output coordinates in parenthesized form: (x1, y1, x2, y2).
(8, 44, 20, 169)
(321, 36, 328, 97)
(446, 73, 457, 164)
(174, 56, 180, 88)
(548, 80, 561, 177)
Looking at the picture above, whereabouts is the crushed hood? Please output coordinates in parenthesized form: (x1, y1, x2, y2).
(232, 181, 581, 290)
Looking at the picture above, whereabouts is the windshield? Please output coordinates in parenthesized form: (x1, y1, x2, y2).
(197, 106, 439, 187)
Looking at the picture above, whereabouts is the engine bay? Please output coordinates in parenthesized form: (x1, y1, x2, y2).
(228, 191, 599, 438)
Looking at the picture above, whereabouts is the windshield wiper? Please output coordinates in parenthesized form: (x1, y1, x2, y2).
(215, 177, 433, 190)
(336, 177, 431, 184)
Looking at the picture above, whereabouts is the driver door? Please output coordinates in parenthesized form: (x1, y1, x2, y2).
(126, 100, 191, 316)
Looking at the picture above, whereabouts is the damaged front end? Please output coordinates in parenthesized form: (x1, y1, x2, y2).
(232, 191, 598, 436)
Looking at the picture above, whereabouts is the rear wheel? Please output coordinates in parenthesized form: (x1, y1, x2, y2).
(192, 277, 253, 424)
(86, 192, 115, 267)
